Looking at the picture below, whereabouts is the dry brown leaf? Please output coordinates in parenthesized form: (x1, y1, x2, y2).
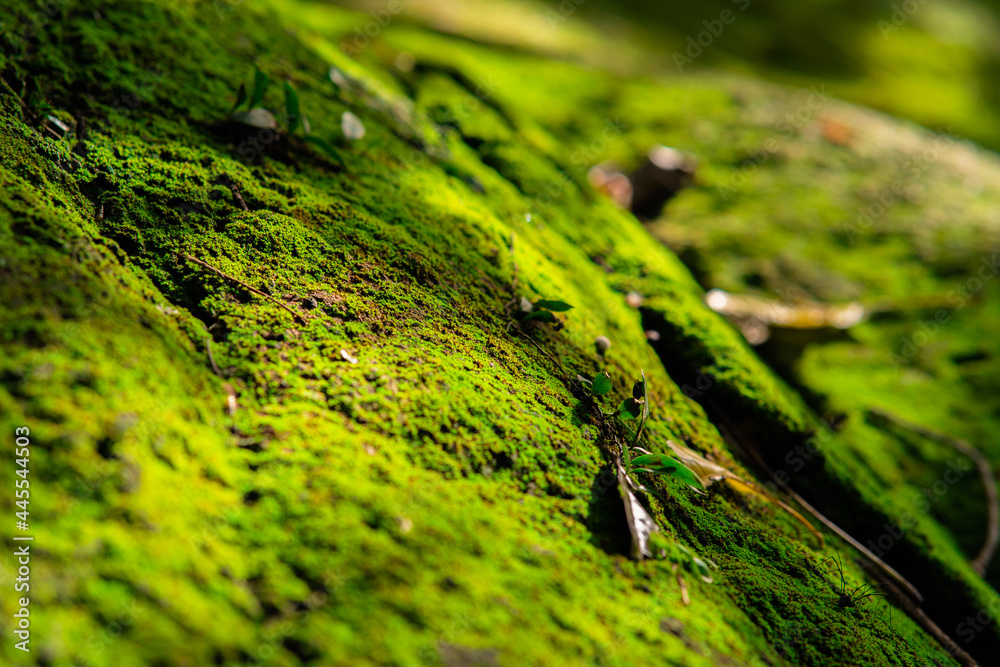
(665, 440, 822, 545)
(616, 455, 660, 560)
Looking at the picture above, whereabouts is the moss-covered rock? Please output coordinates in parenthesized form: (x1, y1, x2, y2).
(0, 1, 997, 665)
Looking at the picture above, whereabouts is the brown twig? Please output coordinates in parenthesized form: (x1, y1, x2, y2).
(181, 253, 307, 324)
(206, 338, 224, 378)
(474, 267, 500, 295)
(868, 407, 999, 576)
(781, 480, 922, 603)
(40, 122, 64, 140)
(676, 571, 690, 606)
(512, 327, 565, 373)
(710, 405, 923, 604)
(858, 559, 979, 667)
(711, 405, 983, 665)
(230, 182, 249, 211)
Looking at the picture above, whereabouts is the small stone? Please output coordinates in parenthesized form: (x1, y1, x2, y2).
(595, 335, 611, 355)
(588, 164, 633, 209)
(340, 349, 359, 364)
(329, 66, 350, 89)
(519, 296, 533, 313)
(626, 291, 644, 308)
(232, 108, 278, 129)
(341, 111, 366, 141)
(645, 329, 661, 341)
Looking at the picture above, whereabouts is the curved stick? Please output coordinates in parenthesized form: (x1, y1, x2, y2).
(868, 408, 999, 576)
(710, 402, 974, 664)
(181, 254, 307, 325)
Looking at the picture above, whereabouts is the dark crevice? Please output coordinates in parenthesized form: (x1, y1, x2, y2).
(638, 305, 1000, 665)
(413, 62, 518, 130)
(585, 464, 632, 557)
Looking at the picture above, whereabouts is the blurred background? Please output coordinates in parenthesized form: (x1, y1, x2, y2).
(567, 0, 1000, 150)
(336, 0, 1000, 150)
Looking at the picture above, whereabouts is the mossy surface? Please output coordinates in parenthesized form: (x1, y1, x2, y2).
(0, 1, 995, 665)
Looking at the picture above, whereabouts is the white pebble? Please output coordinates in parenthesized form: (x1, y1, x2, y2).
(341, 111, 366, 141)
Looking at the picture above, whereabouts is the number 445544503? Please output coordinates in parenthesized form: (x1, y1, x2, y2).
(15, 427, 30, 531)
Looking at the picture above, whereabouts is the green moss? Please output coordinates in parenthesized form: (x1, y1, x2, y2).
(0, 0, 993, 665)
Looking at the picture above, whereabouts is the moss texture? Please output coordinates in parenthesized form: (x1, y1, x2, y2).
(0, 1, 997, 665)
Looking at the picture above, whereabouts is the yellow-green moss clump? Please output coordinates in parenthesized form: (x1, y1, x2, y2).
(1, 1, 998, 665)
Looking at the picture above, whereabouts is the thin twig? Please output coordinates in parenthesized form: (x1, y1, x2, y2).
(677, 573, 690, 606)
(206, 338, 224, 378)
(868, 407, 999, 576)
(784, 482, 922, 602)
(230, 182, 249, 211)
(181, 253, 307, 324)
(40, 122, 63, 140)
(630, 369, 649, 454)
(858, 559, 979, 667)
(713, 406, 982, 665)
(671, 564, 691, 606)
(512, 327, 565, 373)
(474, 267, 499, 294)
(710, 404, 923, 604)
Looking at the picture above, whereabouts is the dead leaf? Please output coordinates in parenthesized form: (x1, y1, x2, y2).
(617, 455, 660, 560)
(665, 440, 822, 545)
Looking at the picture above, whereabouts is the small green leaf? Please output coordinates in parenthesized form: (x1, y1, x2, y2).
(231, 82, 247, 113)
(592, 372, 613, 396)
(630, 454, 675, 473)
(632, 378, 645, 401)
(522, 310, 557, 323)
(630, 369, 650, 452)
(304, 136, 344, 166)
(617, 398, 643, 420)
(249, 66, 269, 109)
(533, 299, 573, 312)
(631, 454, 705, 490)
(283, 81, 301, 134)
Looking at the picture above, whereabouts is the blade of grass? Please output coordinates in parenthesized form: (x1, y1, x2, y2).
(249, 66, 269, 109)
